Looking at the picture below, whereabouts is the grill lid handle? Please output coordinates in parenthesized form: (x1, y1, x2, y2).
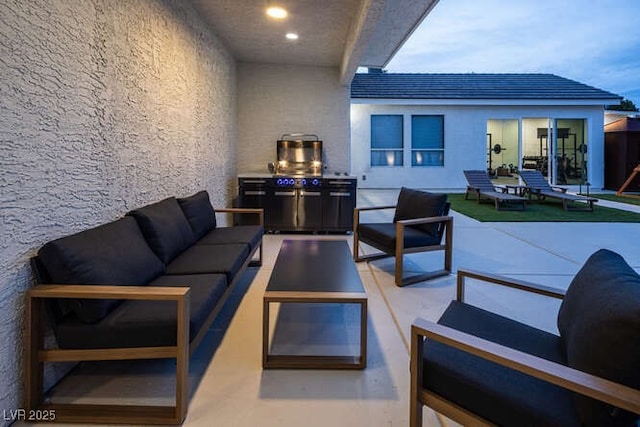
(280, 133, 320, 141)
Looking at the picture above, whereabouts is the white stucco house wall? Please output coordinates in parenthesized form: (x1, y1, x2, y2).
(351, 72, 622, 190)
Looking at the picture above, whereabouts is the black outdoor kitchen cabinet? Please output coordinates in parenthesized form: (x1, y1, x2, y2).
(237, 176, 356, 233)
(321, 178, 357, 232)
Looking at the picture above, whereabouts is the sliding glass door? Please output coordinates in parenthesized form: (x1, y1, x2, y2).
(491, 118, 588, 186)
(554, 119, 587, 185)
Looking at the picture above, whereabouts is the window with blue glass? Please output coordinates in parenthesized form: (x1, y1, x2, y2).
(411, 115, 444, 166)
(371, 115, 403, 166)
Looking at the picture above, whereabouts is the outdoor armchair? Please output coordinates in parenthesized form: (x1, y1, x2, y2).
(410, 249, 640, 427)
(353, 187, 453, 287)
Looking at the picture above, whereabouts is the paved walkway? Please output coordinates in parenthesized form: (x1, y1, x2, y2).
(358, 188, 639, 341)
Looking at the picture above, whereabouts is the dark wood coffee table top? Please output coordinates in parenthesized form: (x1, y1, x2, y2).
(266, 240, 364, 293)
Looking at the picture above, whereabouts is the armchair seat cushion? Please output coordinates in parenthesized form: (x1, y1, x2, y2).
(55, 273, 227, 349)
(423, 300, 579, 427)
(357, 223, 442, 254)
(197, 225, 264, 252)
(165, 243, 249, 283)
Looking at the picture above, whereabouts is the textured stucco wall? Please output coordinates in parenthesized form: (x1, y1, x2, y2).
(236, 63, 351, 175)
(0, 0, 235, 418)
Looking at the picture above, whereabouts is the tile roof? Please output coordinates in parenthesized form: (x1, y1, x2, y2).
(350, 73, 621, 101)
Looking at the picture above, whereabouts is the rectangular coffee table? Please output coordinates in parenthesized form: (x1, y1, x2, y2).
(262, 239, 367, 369)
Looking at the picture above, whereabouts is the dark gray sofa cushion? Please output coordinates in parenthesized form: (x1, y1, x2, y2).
(38, 217, 165, 324)
(424, 300, 579, 427)
(557, 249, 640, 427)
(165, 243, 249, 284)
(55, 274, 227, 349)
(177, 191, 216, 240)
(196, 225, 264, 251)
(393, 187, 447, 236)
(128, 197, 196, 264)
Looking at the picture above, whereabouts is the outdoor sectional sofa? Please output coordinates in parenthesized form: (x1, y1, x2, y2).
(25, 190, 263, 425)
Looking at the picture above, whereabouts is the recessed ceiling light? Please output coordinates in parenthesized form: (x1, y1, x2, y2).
(286, 33, 298, 40)
(266, 6, 287, 19)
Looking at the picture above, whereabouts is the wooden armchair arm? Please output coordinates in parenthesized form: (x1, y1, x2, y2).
(456, 268, 565, 302)
(411, 318, 640, 415)
(397, 215, 452, 227)
(215, 207, 264, 225)
(353, 205, 397, 228)
(354, 205, 397, 213)
(28, 284, 189, 301)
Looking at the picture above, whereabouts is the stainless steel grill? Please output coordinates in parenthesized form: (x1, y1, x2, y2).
(274, 134, 322, 176)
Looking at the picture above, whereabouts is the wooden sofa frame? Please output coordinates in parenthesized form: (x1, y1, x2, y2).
(353, 205, 453, 287)
(409, 269, 640, 427)
(25, 208, 263, 425)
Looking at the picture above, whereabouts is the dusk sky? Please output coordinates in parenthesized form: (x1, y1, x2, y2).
(386, 0, 640, 109)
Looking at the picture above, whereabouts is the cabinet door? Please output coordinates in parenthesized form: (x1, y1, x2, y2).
(238, 180, 268, 226)
(267, 189, 297, 231)
(297, 190, 323, 231)
(321, 180, 356, 232)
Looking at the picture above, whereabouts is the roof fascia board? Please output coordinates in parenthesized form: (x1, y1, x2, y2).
(350, 98, 621, 106)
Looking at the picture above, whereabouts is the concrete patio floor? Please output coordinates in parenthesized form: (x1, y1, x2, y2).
(21, 189, 640, 427)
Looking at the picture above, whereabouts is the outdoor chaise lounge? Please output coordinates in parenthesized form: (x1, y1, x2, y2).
(519, 170, 597, 211)
(463, 170, 527, 211)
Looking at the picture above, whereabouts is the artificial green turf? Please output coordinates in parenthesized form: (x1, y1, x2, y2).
(447, 193, 640, 222)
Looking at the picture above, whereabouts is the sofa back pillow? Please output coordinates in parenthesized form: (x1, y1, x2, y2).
(557, 249, 640, 426)
(127, 197, 196, 264)
(177, 190, 216, 240)
(393, 187, 448, 237)
(38, 216, 165, 324)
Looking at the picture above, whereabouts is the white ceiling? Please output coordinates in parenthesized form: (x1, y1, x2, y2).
(189, 0, 439, 84)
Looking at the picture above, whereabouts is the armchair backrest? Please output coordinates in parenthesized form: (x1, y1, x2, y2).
(393, 187, 448, 237)
(558, 249, 640, 426)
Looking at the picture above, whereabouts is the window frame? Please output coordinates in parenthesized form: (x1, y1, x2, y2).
(370, 114, 404, 167)
(411, 114, 445, 167)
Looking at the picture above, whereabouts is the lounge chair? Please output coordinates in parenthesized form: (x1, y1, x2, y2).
(463, 170, 527, 211)
(519, 170, 597, 211)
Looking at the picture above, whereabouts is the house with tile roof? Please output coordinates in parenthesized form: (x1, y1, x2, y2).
(350, 72, 621, 189)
